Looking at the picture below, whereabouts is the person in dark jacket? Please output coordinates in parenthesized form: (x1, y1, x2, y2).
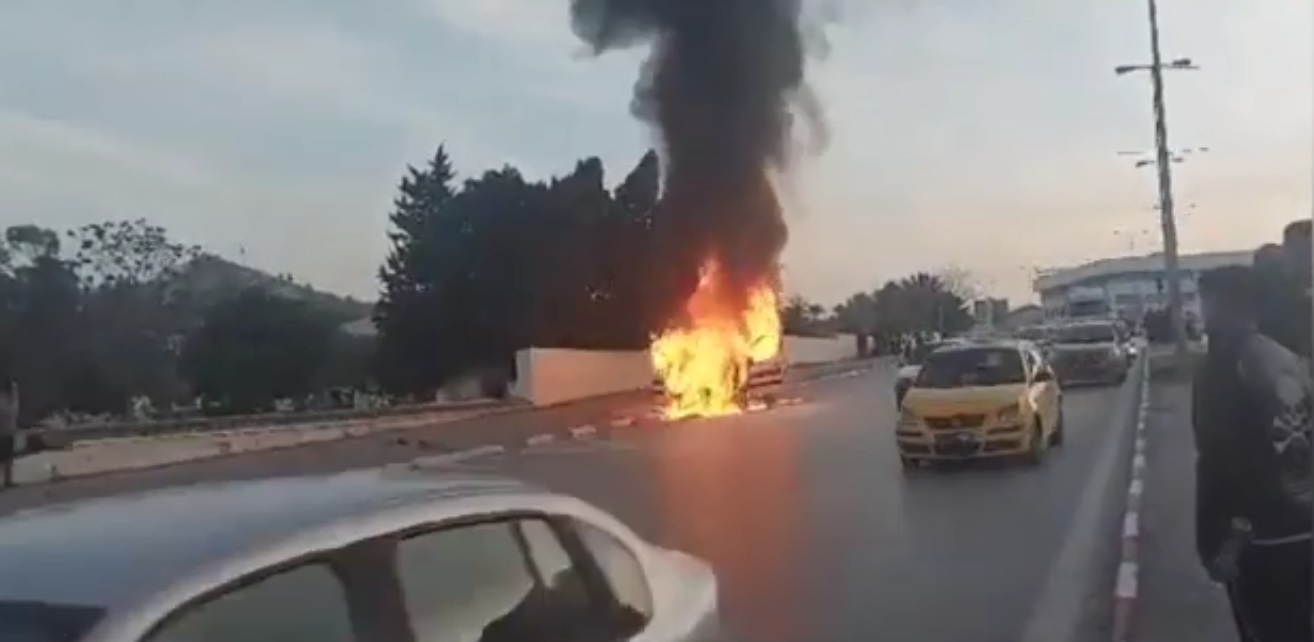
(0, 377, 17, 489)
(1194, 265, 1313, 641)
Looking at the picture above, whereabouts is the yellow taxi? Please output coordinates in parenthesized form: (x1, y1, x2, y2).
(895, 340, 1063, 469)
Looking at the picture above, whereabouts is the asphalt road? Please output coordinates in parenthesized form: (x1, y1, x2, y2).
(0, 359, 1139, 642)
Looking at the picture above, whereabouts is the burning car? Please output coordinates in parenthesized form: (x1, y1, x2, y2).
(1046, 320, 1129, 387)
(649, 260, 785, 420)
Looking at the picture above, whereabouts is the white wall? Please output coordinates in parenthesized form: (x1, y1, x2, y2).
(783, 334, 859, 365)
(509, 349, 654, 407)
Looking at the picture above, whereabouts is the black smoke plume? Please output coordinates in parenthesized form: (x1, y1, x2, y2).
(571, 0, 822, 323)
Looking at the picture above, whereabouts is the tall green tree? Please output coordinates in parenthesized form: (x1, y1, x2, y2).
(0, 226, 85, 424)
(373, 147, 667, 395)
(69, 219, 201, 408)
(373, 146, 459, 394)
(180, 287, 336, 414)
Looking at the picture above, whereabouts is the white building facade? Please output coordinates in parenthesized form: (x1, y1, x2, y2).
(1032, 251, 1253, 322)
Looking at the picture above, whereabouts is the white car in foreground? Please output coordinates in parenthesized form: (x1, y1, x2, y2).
(0, 466, 720, 642)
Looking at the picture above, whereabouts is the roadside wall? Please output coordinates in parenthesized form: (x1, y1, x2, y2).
(510, 334, 862, 407)
(509, 349, 652, 407)
(784, 334, 859, 365)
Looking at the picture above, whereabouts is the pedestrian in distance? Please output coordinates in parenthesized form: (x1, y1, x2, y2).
(1193, 265, 1313, 642)
(0, 377, 18, 489)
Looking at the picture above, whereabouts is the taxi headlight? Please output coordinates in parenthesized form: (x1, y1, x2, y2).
(997, 403, 1022, 423)
(899, 407, 920, 427)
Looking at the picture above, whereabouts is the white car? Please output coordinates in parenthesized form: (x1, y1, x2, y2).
(0, 466, 720, 642)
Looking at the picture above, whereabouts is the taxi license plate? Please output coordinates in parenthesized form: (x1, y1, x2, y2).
(934, 432, 979, 455)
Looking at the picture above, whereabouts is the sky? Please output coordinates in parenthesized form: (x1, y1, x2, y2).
(0, 0, 1309, 306)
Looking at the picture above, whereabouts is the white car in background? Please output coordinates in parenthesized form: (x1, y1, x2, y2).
(0, 467, 720, 642)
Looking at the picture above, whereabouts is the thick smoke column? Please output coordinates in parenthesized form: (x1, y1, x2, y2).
(571, 0, 818, 318)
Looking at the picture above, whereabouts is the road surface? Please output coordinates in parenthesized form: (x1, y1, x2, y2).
(0, 360, 1140, 642)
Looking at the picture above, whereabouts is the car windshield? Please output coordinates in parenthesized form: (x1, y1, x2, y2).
(0, 601, 105, 642)
(1052, 324, 1117, 344)
(914, 348, 1026, 388)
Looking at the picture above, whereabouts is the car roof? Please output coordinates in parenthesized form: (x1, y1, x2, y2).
(0, 468, 545, 610)
(932, 339, 1028, 354)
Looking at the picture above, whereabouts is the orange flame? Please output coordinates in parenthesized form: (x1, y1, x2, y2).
(650, 258, 782, 420)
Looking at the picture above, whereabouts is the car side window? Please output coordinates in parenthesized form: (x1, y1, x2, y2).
(395, 517, 599, 642)
(144, 563, 354, 642)
(573, 521, 654, 623)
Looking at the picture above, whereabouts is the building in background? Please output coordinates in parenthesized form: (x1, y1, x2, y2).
(972, 298, 1010, 327)
(1032, 250, 1251, 322)
(1002, 305, 1045, 329)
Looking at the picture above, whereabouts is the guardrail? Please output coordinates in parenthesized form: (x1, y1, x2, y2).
(26, 397, 510, 447)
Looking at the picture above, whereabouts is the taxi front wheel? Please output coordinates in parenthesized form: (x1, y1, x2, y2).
(1050, 407, 1066, 446)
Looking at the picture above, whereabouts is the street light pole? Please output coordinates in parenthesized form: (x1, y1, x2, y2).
(1145, 0, 1189, 367)
(1117, 0, 1196, 368)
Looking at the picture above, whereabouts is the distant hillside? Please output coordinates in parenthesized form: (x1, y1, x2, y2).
(172, 255, 374, 326)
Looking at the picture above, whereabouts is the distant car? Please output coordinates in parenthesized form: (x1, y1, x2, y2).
(1047, 321, 1130, 386)
(0, 467, 720, 642)
(894, 339, 966, 408)
(896, 340, 1063, 469)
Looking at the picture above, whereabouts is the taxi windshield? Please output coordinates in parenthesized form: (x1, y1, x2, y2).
(914, 348, 1026, 388)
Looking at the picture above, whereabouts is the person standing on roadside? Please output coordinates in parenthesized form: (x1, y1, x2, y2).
(1280, 220, 1311, 359)
(1194, 265, 1313, 642)
(0, 377, 17, 489)
(1257, 221, 1313, 359)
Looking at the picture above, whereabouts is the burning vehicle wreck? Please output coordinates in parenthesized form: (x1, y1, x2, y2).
(571, 0, 825, 419)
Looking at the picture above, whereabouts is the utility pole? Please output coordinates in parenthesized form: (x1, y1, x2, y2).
(1116, 0, 1198, 368)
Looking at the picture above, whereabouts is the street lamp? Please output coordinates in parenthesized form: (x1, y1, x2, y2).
(1115, 0, 1199, 367)
(1121, 147, 1208, 168)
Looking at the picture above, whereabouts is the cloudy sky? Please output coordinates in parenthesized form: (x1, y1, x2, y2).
(0, 0, 1308, 305)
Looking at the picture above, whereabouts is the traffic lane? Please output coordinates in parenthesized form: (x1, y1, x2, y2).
(0, 360, 885, 516)
(466, 373, 1135, 642)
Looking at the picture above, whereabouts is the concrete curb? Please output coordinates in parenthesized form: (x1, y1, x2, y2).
(1112, 361, 1152, 642)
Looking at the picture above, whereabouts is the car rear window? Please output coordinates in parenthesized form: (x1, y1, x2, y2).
(907, 342, 953, 365)
(0, 601, 105, 642)
(915, 348, 1026, 388)
(1053, 324, 1117, 344)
